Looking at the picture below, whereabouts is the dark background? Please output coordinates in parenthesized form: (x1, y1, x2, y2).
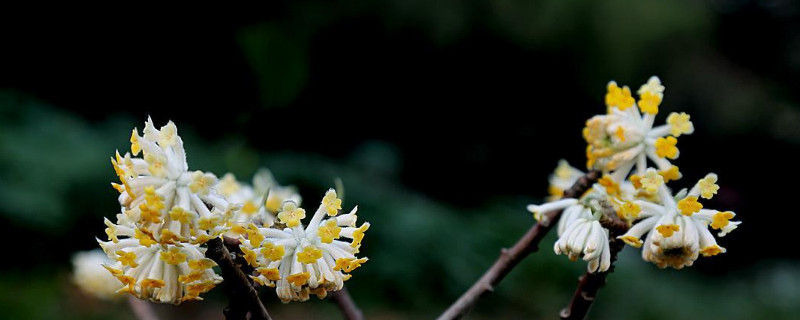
(1, 1, 799, 319)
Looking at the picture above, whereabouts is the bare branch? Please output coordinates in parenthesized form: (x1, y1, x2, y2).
(330, 286, 364, 320)
(206, 237, 272, 320)
(438, 171, 601, 320)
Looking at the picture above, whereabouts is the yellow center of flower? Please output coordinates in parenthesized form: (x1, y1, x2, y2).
(700, 245, 725, 257)
(711, 211, 735, 230)
(351, 223, 370, 249)
(144, 153, 167, 178)
(677, 196, 703, 216)
(659, 166, 682, 182)
(245, 223, 264, 247)
(135, 228, 157, 247)
(189, 171, 215, 195)
(629, 174, 643, 190)
(333, 257, 369, 273)
(323, 190, 343, 216)
(217, 174, 241, 197)
(548, 186, 564, 199)
(654, 136, 679, 159)
(139, 186, 165, 224)
(656, 224, 680, 237)
(698, 175, 719, 199)
(160, 247, 188, 265)
(241, 201, 259, 215)
(640, 169, 664, 195)
(169, 207, 194, 224)
(158, 122, 178, 147)
(160, 229, 183, 244)
(115, 250, 138, 268)
(130, 129, 142, 156)
(619, 235, 643, 248)
(667, 112, 693, 137)
(141, 278, 166, 289)
(605, 82, 635, 110)
(265, 195, 283, 213)
(287, 272, 310, 286)
(297, 246, 323, 264)
(598, 175, 620, 196)
(277, 202, 306, 228)
(317, 219, 342, 244)
(178, 272, 205, 284)
(638, 92, 662, 114)
(257, 267, 281, 281)
(615, 126, 626, 142)
(198, 215, 223, 230)
(260, 242, 286, 262)
(184, 282, 216, 301)
(188, 259, 216, 270)
(241, 246, 259, 267)
(618, 202, 641, 220)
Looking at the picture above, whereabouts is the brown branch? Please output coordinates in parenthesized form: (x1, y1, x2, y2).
(330, 286, 364, 320)
(206, 237, 272, 320)
(127, 295, 160, 320)
(559, 200, 630, 320)
(438, 170, 601, 320)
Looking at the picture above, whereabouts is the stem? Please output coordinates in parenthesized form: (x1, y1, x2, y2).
(205, 237, 272, 320)
(559, 200, 630, 320)
(438, 171, 601, 320)
(127, 296, 159, 320)
(330, 286, 364, 320)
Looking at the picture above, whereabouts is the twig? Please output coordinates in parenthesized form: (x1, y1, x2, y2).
(438, 170, 601, 320)
(127, 295, 159, 320)
(559, 200, 630, 320)
(330, 286, 364, 320)
(206, 237, 272, 320)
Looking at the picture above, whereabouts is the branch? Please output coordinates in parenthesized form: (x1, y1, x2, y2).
(438, 170, 601, 320)
(559, 200, 630, 320)
(127, 295, 159, 320)
(206, 237, 272, 320)
(330, 286, 364, 320)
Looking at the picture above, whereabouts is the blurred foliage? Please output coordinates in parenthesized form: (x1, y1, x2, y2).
(2, 93, 800, 319)
(2, 0, 800, 319)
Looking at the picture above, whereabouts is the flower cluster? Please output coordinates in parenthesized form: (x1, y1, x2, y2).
(99, 118, 227, 303)
(238, 189, 369, 303)
(528, 76, 740, 272)
(94, 118, 368, 305)
(217, 169, 302, 236)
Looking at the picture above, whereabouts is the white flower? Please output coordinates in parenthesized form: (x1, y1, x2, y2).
(547, 160, 584, 201)
(110, 118, 231, 245)
(585, 76, 692, 182)
(555, 218, 612, 273)
(98, 214, 222, 304)
(218, 169, 302, 236)
(617, 173, 740, 269)
(529, 187, 613, 273)
(238, 189, 369, 303)
(72, 249, 123, 300)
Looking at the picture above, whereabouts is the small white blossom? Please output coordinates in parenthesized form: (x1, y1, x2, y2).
(617, 173, 739, 269)
(547, 160, 584, 201)
(238, 189, 369, 303)
(529, 184, 617, 273)
(585, 76, 692, 182)
(72, 249, 124, 300)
